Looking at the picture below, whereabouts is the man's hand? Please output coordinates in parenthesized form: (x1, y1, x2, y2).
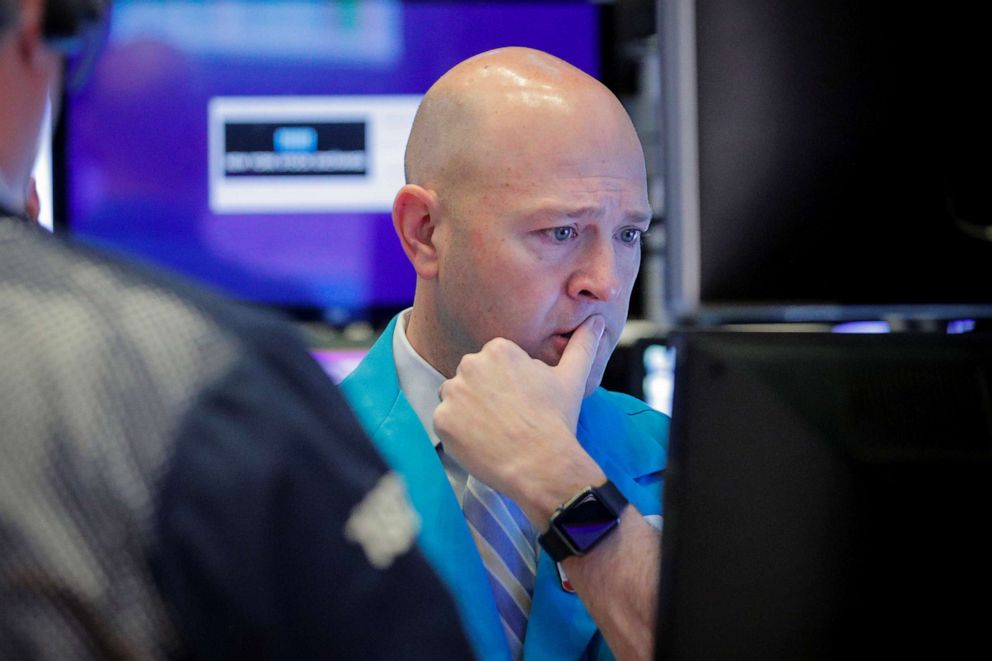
(433, 315, 608, 527)
(434, 316, 661, 660)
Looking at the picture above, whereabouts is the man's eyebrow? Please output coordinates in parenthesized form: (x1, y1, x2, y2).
(526, 204, 652, 224)
(626, 211, 654, 226)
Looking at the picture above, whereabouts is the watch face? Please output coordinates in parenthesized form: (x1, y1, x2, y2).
(558, 492, 620, 552)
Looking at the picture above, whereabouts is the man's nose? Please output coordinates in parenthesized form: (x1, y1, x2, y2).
(568, 238, 622, 302)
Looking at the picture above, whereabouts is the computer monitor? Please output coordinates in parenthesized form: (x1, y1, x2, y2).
(657, 330, 992, 659)
(58, 0, 602, 323)
(660, 0, 992, 324)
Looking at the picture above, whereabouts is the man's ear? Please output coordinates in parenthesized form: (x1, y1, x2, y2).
(393, 184, 441, 279)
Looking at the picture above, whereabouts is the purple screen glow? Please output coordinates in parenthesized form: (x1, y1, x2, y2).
(64, 0, 600, 321)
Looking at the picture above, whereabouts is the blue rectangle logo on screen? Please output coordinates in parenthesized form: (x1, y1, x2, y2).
(225, 122, 366, 176)
(274, 126, 318, 153)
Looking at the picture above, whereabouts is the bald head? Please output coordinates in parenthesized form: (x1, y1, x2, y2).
(404, 47, 641, 200)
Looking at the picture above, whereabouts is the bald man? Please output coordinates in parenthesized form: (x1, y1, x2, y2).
(341, 48, 666, 660)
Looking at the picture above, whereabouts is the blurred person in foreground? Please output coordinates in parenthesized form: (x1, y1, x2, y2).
(0, 1, 472, 658)
(342, 47, 667, 661)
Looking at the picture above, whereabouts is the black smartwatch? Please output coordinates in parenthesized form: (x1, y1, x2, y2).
(538, 480, 628, 562)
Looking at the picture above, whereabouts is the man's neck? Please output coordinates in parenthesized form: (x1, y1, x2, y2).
(404, 304, 460, 379)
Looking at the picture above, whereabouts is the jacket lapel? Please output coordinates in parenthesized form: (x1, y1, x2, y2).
(341, 318, 510, 660)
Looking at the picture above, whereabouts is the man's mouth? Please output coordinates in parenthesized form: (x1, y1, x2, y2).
(548, 327, 587, 364)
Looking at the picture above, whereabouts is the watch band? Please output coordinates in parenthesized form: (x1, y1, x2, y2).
(591, 480, 629, 515)
(538, 480, 628, 563)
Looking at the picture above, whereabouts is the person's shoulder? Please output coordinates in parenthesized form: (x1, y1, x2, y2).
(579, 388, 668, 484)
(587, 387, 670, 447)
(3, 220, 295, 348)
(592, 387, 667, 419)
(340, 317, 399, 399)
(0, 219, 318, 424)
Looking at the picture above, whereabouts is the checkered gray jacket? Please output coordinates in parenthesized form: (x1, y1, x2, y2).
(0, 216, 471, 660)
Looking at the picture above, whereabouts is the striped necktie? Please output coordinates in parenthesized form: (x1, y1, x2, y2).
(462, 475, 539, 659)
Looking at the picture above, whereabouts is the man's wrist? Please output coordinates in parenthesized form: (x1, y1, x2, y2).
(516, 449, 607, 531)
(538, 480, 629, 562)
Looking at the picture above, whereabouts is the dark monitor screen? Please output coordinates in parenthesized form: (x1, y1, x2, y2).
(657, 330, 992, 659)
(660, 0, 992, 323)
(59, 0, 601, 322)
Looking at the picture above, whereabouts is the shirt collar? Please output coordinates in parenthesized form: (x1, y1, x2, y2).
(392, 308, 447, 449)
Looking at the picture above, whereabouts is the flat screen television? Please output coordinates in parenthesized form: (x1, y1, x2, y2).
(57, 0, 602, 324)
(659, 0, 992, 324)
(656, 329, 992, 659)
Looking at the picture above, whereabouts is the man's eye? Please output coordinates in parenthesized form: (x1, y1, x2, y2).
(550, 226, 576, 242)
(619, 228, 643, 244)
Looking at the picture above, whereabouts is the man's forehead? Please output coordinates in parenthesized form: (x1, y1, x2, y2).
(482, 167, 649, 202)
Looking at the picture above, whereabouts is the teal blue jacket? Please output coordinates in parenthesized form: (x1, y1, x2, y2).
(341, 316, 669, 660)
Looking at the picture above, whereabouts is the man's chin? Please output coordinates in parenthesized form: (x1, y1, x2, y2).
(531, 341, 565, 367)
